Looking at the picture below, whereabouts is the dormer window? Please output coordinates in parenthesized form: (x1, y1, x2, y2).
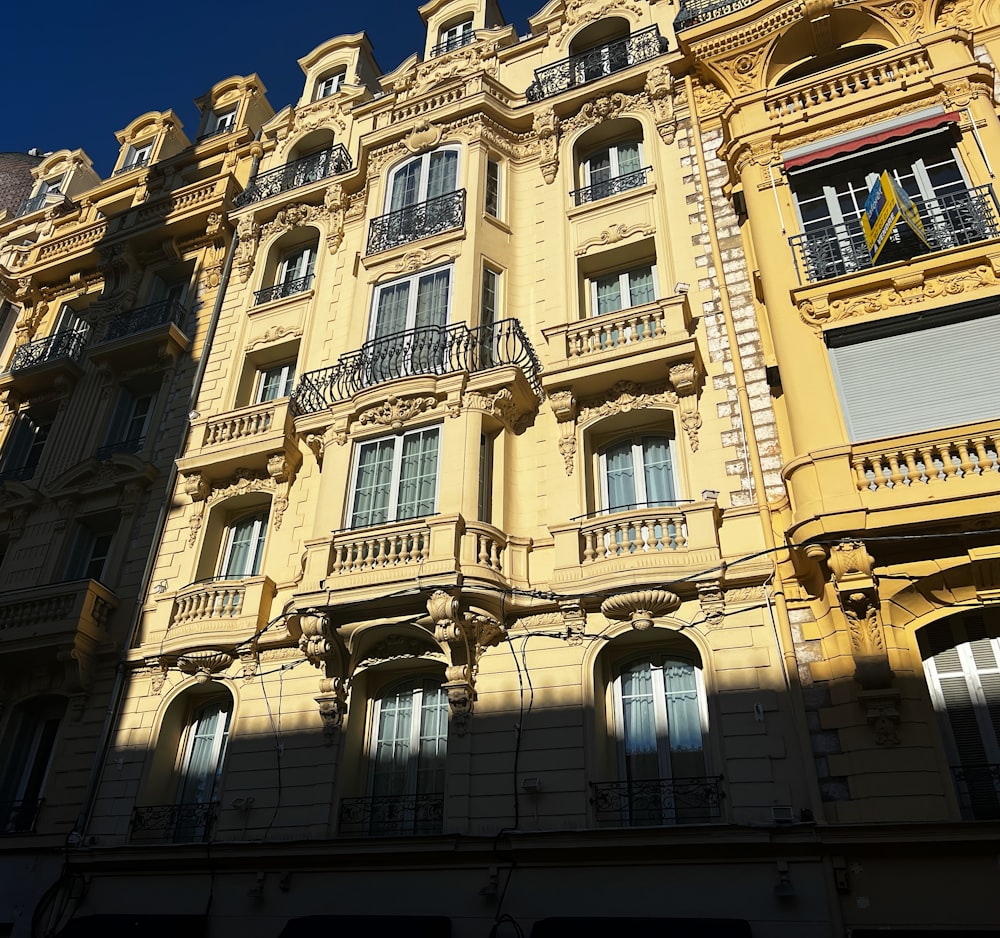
(123, 142, 153, 171)
(209, 109, 238, 135)
(434, 18, 474, 56)
(315, 70, 347, 101)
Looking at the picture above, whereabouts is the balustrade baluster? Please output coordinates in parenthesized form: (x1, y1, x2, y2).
(903, 451, 921, 485)
(887, 454, 905, 488)
(583, 532, 597, 564)
(958, 441, 976, 477)
(673, 519, 687, 550)
(490, 540, 501, 571)
(853, 458, 870, 491)
(941, 446, 960, 481)
(360, 539, 374, 570)
(918, 447, 941, 482)
(478, 535, 489, 566)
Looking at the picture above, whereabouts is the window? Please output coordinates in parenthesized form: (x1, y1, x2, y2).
(579, 141, 644, 202)
(387, 149, 459, 212)
(590, 265, 657, 317)
(609, 655, 711, 825)
(437, 18, 474, 54)
(571, 24, 633, 85)
(254, 363, 296, 403)
(103, 387, 153, 456)
(921, 614, 1000, 820)
(209, 109, 237, 135)
(478, 433, 494, 523)
(599, 435, 675, 513)
(485, 158, 501, 218)
(66, 521, 116, 581)
(123, 142, 152, 170)
(365, 678, 447, 835)
(177, 698, 231, 808)
(0, 413, 49, 482)
(479, 265, 500, 367)
(0, 698, 65, 834)
(316, 70, 346, 100)
(220, 510, 268, 578)
(348, 426, 440, 528)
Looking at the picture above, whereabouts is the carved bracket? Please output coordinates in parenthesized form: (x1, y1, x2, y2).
(697, 580, 726, 629)
(533, 107, 560, 185)
(549, 389, 577, 476)
(298, 611, 350, 744)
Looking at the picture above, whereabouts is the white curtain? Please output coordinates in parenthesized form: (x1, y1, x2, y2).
(603, 441, 637, 511)
(641, 436, 674, 506)
(662, 662, 702, 754)
(351, 439, 395, 526)
(595, 274, 623, 316)
(397, 429, 439, 520)
(427, 150, 458, 199)
(374, 281, 410, 339)
(627, 266, 655, 307)
(178, 700, 231, 805)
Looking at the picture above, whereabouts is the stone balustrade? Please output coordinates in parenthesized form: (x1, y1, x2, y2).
(853, 430, 1000, 491)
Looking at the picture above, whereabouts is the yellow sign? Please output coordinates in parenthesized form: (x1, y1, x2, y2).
(861, 171, 929, 263)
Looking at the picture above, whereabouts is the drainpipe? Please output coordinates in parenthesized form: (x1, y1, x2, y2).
(71, 137, 261, 840)
(684, 76, 823, 819)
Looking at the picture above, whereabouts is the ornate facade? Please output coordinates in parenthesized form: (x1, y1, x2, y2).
(1, 0, 998, 935)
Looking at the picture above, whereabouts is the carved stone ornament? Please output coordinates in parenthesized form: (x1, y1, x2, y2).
(860, 689, 902, 747)
(187, 468, 279, 546)
(646, 65, 677, 144)
(533, 107, 560, 185)
(176, 649, 234, 683)
(358, 394, 438, 430)
(575, 224, 655, 257)
(235, 215, 260, 283)
(559, 600, 587, 645)
(404, 120, 444, 154)
(669, 361, 704, 452)
(692, 78, 729, 119)
(297, 612, 350, 744)
(697, 581, 726, 629)
(601, 589, 682, 630)
(324, 182, 348, 254)
(421, 590, 506, 733)
(549, 389, 578, 476)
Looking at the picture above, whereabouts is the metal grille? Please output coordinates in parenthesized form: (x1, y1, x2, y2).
(291, 318, 541, 414)
(1, 799, 43, 834)
(253, 274, 315, 306)
(526, 26, 668, 101)
(97, 437, 145, 461)
(429, 32, 475, 57)
(366, 189, 467, 255)
(16, 194, 48, 216)
(590, 776, 724, 826)
(8, 330, 85, 372)
(113, 156, 150, 176)
(234, 145, 353, 208)
(674, 0, 758, 30)
(101, 299, 187, 343)
(129, 802, 218, 843)
(572, 166, 651, 205)
(338, 794, 444, 836)
(788, 185, 1000, 283)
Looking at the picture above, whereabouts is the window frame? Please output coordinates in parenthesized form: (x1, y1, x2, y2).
(253, 362, 296, 404)
(368, 264, 453, 342)
(210, 108, 238, 135)
(385, 147, 461, 212)
(581, 140, 644, 189)
(104, 387, 154, 451)
(485, 158, 502, 218)
(0, 697, 65, 830)
(124, 141, 153, 170)
(588, 263, 658, 318)
(66, 521, 116, 582)
(438, 17, 474, 53)
(346, 425, 442, 529)
(0, 412, 49, 480)
(315, 70, 347, 100)
(219, 510, 268, 579)
(597, 432, 677, 513)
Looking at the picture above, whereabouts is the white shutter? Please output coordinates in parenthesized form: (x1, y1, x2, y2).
(828, 308, 1000, 441)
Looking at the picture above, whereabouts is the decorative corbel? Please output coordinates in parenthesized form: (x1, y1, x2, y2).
(403, 120, 444, 154)
(183, 471, 209, 547)
(533, 107, 560, 185)
(860, 689, 902, 747)
(549, 389, 577, 476)
(645, 64, 677, 145)
(697, 580, 726, 629)
(176, 649, 234, 683)
(668, 360, 703, 453)
(601, 589, 681, 630)
(424, 590, 505, 734)
(297, 611, 350, 744)
(267, 451, 301, 530)
(558, 599, 587, 645)
(235, 214, 260, 284)
(324, 182, 348, 254)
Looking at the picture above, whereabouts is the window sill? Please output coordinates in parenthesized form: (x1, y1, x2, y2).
(248, 288, 315, 316)
(567, 180, 656, 220)
(482, 212, 512, 235)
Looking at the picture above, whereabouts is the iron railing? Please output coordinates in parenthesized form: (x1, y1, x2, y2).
(429, 32, 475, 57)
(571, 166, 652, 205)
(952, 763, 1000, 820)
(0, 464, 38, 483)
(16, 193, 48, 217)
(338, 794, 444, 836)
(291, 318, 542, 414)
(590, 776, 724, 826)
(526, 26, 668, 101)
(113, 156, 150, 176)
(8, 330, 86, 372)
(367, 189, 467, 254)
(97, 436, 145, 461)
(129, 802, 218, 843)
(253, 274, 315, 306)
(234, 144, 353, 208)
(674, 0, 758, 30)
(101, 298, 188, 343)
(789, 185, 1000, 283)
(1, 799, 42, 834)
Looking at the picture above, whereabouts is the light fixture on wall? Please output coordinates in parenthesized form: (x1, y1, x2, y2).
(674, 281, 690, 294)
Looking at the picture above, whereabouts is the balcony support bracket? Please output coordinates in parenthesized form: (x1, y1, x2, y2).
(297, 612, 349, 745)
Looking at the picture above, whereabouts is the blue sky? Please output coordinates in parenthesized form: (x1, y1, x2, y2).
(3, 0, 545, 177)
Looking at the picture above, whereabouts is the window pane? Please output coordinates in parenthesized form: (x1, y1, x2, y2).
(662, 661, 702, 753)
(397, 429, 439, 519)
(641, 436, 675, 505)
(595, 274, 623, 316)
(351, 439, 395, 527)
(390, 161, 422, 211)
(416, 684, 448, 795)
(587, 149, 612, 185)
(178, 701, 231, 805)
(621, 663, 659, 781)
(603, 441, 636, 511)
(628, 267, 655, 307)
(414, 270, 450, 329)
(373, 282, 410, 338)
(427, 150, 458, 199)
(617, 142, 642, 176)
(372, 687, 414, 797)
(223, 513, 266, 577)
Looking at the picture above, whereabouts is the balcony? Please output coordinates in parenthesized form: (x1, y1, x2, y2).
(0, 330, 86, 398)
(129, 802, 217, 843)
(366, 189, 466, 255)
(165, 575, 276, 644)
(16, 193, 48, 217)
(96, 436, 145, 461)
(1, 799, 43, 835)
(113, 156, 150, 176)
(526, 26, 668, 101)
(674, 0, 756, 30)
(253, 274, 314, 306)
(234, 145, 352, 208)
(89, 299, 190, 373)
(788, 185, 1000, 284)
(952, 763, 1000, 821)
(590, 777, 724, 826)
(338, 794, 444, 837)
(178, 398, 298, 480)
(429, 32, 474, 57)
(571, 166, 651, 206)
(291, 318, 541, 414)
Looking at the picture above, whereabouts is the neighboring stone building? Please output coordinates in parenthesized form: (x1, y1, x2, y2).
(1, 0, 999, 935)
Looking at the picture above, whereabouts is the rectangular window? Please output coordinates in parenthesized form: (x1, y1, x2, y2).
(316, 70, 346, 100)
(210, 109, 238, 134)
(485, 158, 501, 218)
(254, 363, 296, 403)
(124, 142, 152, 170)
(0, 413, 49, 482)
(590, 265, 657, 317)
(220, 511, 268, 578)
(348, 426, 440, 528)
(104, 388, 153, 454)
(480, 266, 500, 367)
(67, 522, 116, 582)
(438, 18, 474, 53)
(478, 432, 494, 523)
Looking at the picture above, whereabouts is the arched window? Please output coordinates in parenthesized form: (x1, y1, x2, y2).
(254, 232, 319, 306)
(599, 434, 675, 513)
(386, 148, 459, 212)
(0, 697, 65, 833)
(921, 613, 1000, 819)
(315, 69, 346, 100)
(220, 510, 268, 578)
(177, 697, 232, 808)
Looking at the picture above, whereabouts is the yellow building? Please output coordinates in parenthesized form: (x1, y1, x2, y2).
(1, 0, 999, 935)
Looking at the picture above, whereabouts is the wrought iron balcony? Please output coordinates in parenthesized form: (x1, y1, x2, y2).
(571, 166, 651, 205)
(526, 26, 668, 101)
(338, 794, 444, 836)
(0, 464, 38, 484)
(101, 298, 187, 343)
(97, 436, 145, 461)
(8, 330, 86, 373)
(429, 32, 475, 57)
(1, 799, 43, 835)
(253, 274, 314, 306)
(952, 763, 1000, 820)
(130, 802, 218, 843)
(234, 144, 353, 208)
(590, 776, 724, 826)
(113, 156, 150, 176)
(674, 0, 758, 30)
(16, 193, 48, 217)
(291, 318, 542, 414)
(789, 185, 1000, 284)
(367, 189, 466, 255)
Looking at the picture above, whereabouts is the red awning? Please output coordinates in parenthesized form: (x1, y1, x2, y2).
(784, 111, 960, 170)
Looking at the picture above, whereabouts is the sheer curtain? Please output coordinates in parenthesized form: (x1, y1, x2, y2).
(351, 439, 395, 526)
(621, 663, 659, 780)
(397, 429, 440, 520)
(603, 441, 637, 511)
(427, 150, 458, 199)
(178, 700, 231, 805)
(641, 437, 675, 506)
(628, 266, 655, 306)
